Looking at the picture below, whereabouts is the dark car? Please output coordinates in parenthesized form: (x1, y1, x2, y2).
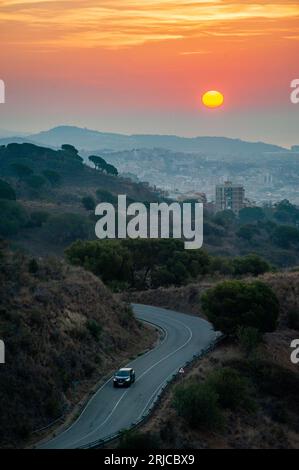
(113, 368, 135, 388)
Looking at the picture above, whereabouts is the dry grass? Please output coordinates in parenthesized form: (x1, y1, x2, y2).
(0, 247, 156, 448)
(125, 271, 299, 449)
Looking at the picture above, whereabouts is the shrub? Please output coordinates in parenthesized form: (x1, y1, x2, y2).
(86, 319, 102, 340)
(118, 430, 161, 449)
(0, 179, 16, 201)
(239, 207, 265, 224)
(201, 280, 279, 335)
(25, 174, 46, 190)
(29, 211, 50, 228)
(213, 210, 236, 227)
(206, 367, 256, 411)
(45, 213, 92, 245)
(66, 239, 132, 284)
(232, 254, 271, 277)
(0, 200, 29, 236)
(237, 224, 260, 241)
(28, 259, 39, 274)
(173, 380, 223, 430)
(96, 189, 117, 204)
(237, 326, 263, 355)
(42, 170, 61, 186)
(210, 256, 234, 275)
(246, 358, 299, 409)
(272, 225, 299, 248)
(10, 163, 33, 179)
(288, 310, 299, 330)
(82, 196, 96, 211)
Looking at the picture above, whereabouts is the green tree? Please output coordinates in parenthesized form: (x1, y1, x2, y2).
(151, 267, 175, 288)
(273, 200, 299, 225)
(45, 213, 92, 245)
(29, 211, 49, 228)
(10, 163, 33, 180)
(43, 170, 61, 186)
(25, 175, 46, 190)
(65, 239, 132, 284)
(0, 179, 16, 201)
(201, 280, 279, 335)
(213, 210, 236, 227)
(61, 144, 83, 162)
(96, 189, 117, 204)
(105, 163, 118, 176)
(88, 155, 107, 171)
(239, 207, 265, 224)
(209, 256, 234, 275)
(0, 200, 29, 236)
(237, 224, 260, 241)
(232, 254, 271, 276)
(272, 225, 299, 248)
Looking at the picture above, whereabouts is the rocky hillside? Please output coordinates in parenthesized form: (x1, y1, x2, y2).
(0, 242, 156, 448)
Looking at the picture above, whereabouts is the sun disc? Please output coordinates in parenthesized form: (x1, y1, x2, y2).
(202, 90, 224, 108)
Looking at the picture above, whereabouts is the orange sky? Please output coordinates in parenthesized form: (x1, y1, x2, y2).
(0, 1, 299, 144)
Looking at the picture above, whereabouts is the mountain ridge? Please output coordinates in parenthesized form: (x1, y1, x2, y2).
(24, 126, 288, 154)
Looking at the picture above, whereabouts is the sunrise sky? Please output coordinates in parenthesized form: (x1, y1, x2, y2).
(0, 0, 298, 145)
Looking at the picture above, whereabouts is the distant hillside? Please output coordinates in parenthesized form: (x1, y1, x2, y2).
(28, 126, 287, 154)
(0, 142, 160, 257)
(0, 129, 27, 139)
(0, 243, 156, 448)
(0, 142, 158, 200)
(0, 137, 41, 146)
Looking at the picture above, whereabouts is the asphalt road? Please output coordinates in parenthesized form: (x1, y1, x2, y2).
(39, 304, 217, 449)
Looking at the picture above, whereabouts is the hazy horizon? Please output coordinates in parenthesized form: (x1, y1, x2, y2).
(0, 120, 297, 150)
(1, 1, 298, 147)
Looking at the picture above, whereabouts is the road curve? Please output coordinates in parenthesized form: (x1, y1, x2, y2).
(39, 304, 217, 449)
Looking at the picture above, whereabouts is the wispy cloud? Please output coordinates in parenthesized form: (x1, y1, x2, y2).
(180, 51, 212, 55)
(0, 1, 298, 48)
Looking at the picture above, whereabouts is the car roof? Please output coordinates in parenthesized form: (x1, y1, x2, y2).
(118, 368, 133, 372)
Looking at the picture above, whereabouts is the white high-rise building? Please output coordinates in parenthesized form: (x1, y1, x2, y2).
(216, 181, 245, 213)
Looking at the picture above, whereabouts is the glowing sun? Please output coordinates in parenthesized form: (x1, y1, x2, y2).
(202, 90, 224, 108)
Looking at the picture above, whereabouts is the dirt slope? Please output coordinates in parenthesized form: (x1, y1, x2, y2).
(0, 243, 156, 448)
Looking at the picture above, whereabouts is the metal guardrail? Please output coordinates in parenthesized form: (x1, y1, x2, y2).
(77, 333, 224, 449)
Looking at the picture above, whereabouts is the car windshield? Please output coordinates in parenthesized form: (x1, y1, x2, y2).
(116, 370, 130, 377)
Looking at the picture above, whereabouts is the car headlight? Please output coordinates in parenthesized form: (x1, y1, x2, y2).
(113, 378, 117, 381)
(126, 378, 130, 381)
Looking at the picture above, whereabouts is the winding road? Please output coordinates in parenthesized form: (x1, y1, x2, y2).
(39, 304, 217, 449)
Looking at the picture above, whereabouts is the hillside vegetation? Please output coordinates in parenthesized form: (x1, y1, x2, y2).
(0, 143, 160, 256)
(0, 242, 156, 448)
(124, 272, 299, 449)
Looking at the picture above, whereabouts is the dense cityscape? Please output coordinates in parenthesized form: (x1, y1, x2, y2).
(97, 146, 299, 207)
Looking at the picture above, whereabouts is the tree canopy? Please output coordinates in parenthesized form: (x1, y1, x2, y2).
(201, 280, 279, 335)
(0, 179, 16, 201)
